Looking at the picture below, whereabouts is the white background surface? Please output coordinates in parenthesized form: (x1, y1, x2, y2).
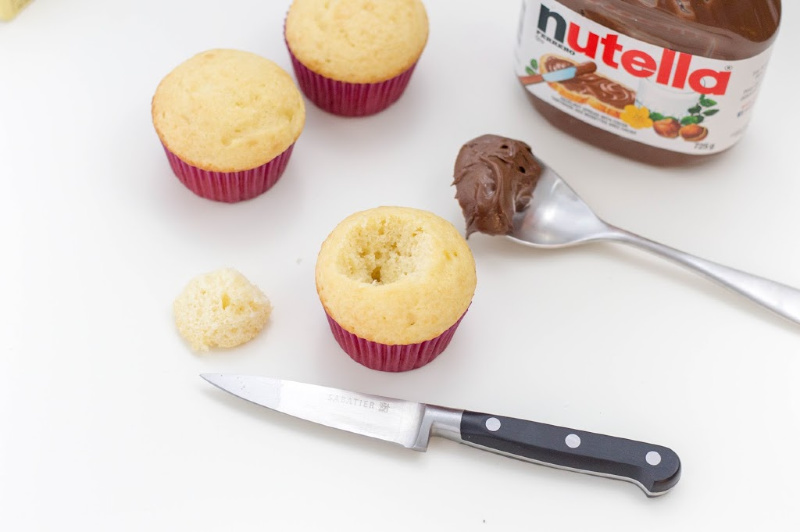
(2, 1, 799, 530)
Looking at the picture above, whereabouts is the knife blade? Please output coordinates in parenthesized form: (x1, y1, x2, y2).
(542, 66, 577, 82)
(200, 374, 680, 497)
(519, 61, 597, 85)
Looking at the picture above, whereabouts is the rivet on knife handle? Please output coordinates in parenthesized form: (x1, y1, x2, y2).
(457, 411, 681, 496)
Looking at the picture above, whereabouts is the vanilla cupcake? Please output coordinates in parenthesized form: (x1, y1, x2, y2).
(152, 49, 305, 202)
(315, 207, 476, 371)
(284, 0, 428, 117)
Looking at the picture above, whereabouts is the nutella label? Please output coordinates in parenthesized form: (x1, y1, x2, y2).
(515, 0, 774, 154)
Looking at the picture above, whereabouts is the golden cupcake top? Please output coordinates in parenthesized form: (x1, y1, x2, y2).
(315, 206, 476, 345)
(152, 49, 305, 172)
(285, 0, 429, 84)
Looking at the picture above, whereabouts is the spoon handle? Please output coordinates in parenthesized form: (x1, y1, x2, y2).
(608, 226, 800, 325)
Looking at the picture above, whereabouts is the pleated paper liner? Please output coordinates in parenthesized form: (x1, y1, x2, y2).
(324, 311, 467, 372)
(287, 48, 418, 117)
(163, 143, 295, 203)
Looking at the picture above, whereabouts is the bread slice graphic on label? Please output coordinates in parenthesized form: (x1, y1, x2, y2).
(539, 54, 635, 118)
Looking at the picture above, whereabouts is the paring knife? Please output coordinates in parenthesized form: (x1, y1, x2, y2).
(519, 61, 597, 85)
(200, 374, 681, 496)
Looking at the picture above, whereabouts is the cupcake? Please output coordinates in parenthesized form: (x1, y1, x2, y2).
(152, 49, 305, 202)
(284, 0, 429, 117)
(0, 0, 33, 21)
(315, 206, 477, 371)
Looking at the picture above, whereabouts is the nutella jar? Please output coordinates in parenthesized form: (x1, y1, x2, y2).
(515, 1, 781, 165)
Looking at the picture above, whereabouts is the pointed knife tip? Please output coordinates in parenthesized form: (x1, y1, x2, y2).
(199, 373, 225, 386)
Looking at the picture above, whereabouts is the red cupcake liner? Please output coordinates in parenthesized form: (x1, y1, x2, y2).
(162, 143, 295, 203)
(287, 47, 417, 117)
(324, 311, 467, 372)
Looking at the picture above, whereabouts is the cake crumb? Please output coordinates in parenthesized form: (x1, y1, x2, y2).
(173, 268, 272, 351)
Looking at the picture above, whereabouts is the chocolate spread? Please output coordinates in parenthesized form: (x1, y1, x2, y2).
(453, 135, 541, 237)
(542, 56, 635, 111)
(576, 0, 781, 59)
(517, 0, 782, 166)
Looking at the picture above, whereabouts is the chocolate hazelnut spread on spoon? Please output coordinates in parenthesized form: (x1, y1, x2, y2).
(453, 134, 542, 238)
(453, 133, 800, 326)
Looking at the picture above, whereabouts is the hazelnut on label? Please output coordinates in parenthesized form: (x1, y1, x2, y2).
(680, 124, 709, 142)
(653, 118, 681, 139)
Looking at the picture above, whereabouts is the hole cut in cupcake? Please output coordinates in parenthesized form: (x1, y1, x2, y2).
(337, 218, 433, 285)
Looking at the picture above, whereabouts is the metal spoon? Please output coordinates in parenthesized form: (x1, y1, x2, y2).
(509, 162, 800, 325)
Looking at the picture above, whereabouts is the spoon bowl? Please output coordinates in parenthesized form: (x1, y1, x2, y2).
(507, 160, 800, 326)
(510, 165, 611, 248)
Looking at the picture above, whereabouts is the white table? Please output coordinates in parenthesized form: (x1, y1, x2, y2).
(2, 1, 798, 530)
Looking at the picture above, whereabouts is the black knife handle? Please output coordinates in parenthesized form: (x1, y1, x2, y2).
(460, 411, 681, 496)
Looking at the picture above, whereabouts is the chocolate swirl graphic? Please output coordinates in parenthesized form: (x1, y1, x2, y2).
(543, 56, 635, 110)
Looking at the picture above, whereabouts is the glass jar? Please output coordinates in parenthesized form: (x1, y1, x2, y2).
(515, 0, 782, 165)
